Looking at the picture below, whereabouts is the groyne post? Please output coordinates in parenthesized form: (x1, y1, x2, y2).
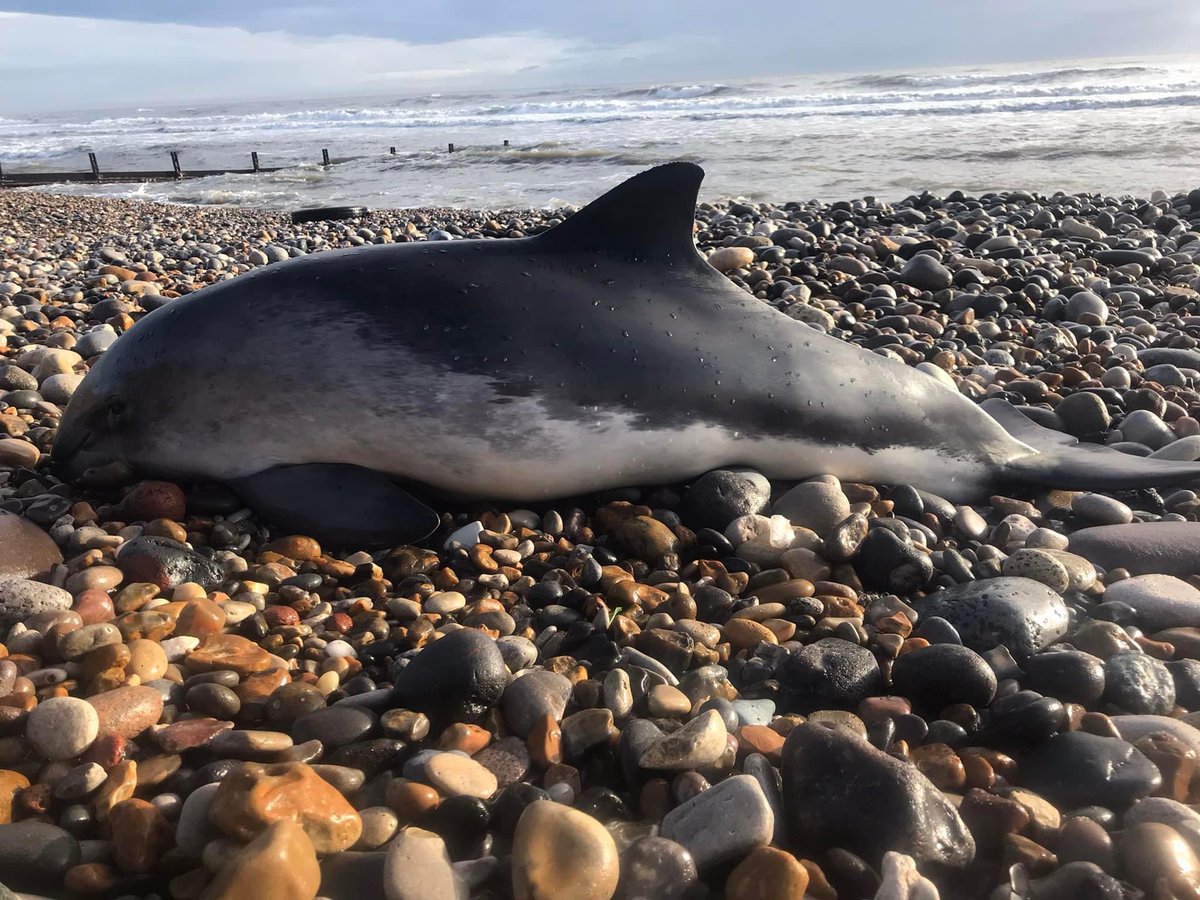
(88, 153, 100, 182)
(170, 152, 182, 179)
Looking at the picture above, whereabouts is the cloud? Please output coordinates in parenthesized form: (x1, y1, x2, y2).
(0, 11, 663, 112)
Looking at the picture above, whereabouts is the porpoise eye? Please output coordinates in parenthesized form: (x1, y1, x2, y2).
(107, 400, 127, 425)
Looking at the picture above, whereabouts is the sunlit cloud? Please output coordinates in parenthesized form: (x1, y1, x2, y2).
(0, 11, 684, 112)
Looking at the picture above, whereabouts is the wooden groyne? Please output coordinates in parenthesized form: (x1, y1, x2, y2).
(0, 143, 511, 189)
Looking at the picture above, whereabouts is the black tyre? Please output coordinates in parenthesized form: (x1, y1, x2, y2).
(290, 206, 368, 224)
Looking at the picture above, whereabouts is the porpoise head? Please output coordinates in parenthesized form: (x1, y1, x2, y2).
(51, 373, 136, 485)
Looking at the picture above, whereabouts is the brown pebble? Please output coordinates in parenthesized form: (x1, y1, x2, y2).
(1081, 711, 1121, 739)
(200, 819, 320, 900)
(64, 862, 117, 894)
(261, 536, 322, 562)
(88, 684, 164, 739)
(736, 725, 785, 765)
(123, 481, 186, 521)
(1119, 822, 1200, 892)
(512, 799, 619, 900)
(1003, 833, 1057, 875)
(109, 797, 173, 873)
(437, 723, 492, 755)
(0, 769, 28, 824)
(529, 713, 562, 768)
(175, 598, 227, 639)
(153, 717, 232, 753)
(1058, 815, 1116, 872)
(798, 860, 836, 900)
(236, 667, 290, 700)
(385, 779, 441, 826)
(909, 743, 966, 792)
(125, 639, 168, 681)
(93, 760, 137, 821)
(959, 788, 1031, 851)
(81, 734, 126, 768)
(135, 753, 182, 788)
(188, 633, 272, 676)
(72, 590, 115, 624)
(1135, 731, 1198, 801)
(208, 761, 362, 854)
(725, 846, 809, 899)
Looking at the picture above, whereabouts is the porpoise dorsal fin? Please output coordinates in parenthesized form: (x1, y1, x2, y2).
(537, 161, 705, 262)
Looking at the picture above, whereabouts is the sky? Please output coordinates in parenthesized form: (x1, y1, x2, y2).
(2, 1, 1200, 113)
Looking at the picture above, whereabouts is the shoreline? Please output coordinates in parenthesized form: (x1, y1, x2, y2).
(1, 181, 1200, 896)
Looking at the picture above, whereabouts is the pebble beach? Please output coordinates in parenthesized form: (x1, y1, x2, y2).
(5, 184, 1200, 899)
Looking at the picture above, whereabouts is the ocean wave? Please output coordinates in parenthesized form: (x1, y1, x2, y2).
(12, 75, 1200, 142)
(615, 83, 730, 100)
(842, 63, 1169, 90)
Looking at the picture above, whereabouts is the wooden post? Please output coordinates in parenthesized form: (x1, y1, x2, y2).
(88, 152, 100, 182)
(448, 143, 455, 153)
(390, 146, 396, 155)
(0, 161, 4, 187)
(251, 151, 260, 172)
(503, 139, 509, 147)
(170, 151, 182, 179)
(321, 148, 330, 167)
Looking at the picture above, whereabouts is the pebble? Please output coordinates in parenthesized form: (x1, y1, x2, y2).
(614, 836, 698, 900)
(1069, 522, 1200, 576)
(638, 710, 728, 770)
(777, 637, 881, 713)
(208, 761, 363, 854)
(202, 819, 320, 900)
(889, 643, 997, 711)
(772, 481, 850, 534)
(781, 723, 975, 868)
(915, 577, 1069, 660)
(391, 628, 508, 726)
(292, 706, 378, 750)
(512, 800, 619, 899)
(1104, 574, 1200, 630)
(1000, 548, 1071, 592)
(1118, 822, 1200, 893)
(0, 512, 62, 579)
(1073, 493, 1134, 526)
(660, 774, 774, 870)
(683, 468, 771, 530)
(188, 632, 273, 675)
(0, 821, 79, 892)
(87, 684, 164, 739)
(26, 696, 99, 760)
(898, 254, 952, 291)
(502, 670, 573, 738)
(425, 752, 498, 799)
(725, 846, 810, 899)
(0, 577, 71, 628)
(1021, 732, 1161, 809)
(383, 827, 466, 900)
(708, 246, 756, 272)
(1023, 649, 1106, 705)
(1104, 651, 1176, 715)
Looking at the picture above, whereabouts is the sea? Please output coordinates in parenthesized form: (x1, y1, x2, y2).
(3, 56, 1200, 211)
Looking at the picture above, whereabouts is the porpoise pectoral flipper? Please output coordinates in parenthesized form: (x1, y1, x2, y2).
(229, 464, 440, 548)
(985, 399, 1200, 494)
